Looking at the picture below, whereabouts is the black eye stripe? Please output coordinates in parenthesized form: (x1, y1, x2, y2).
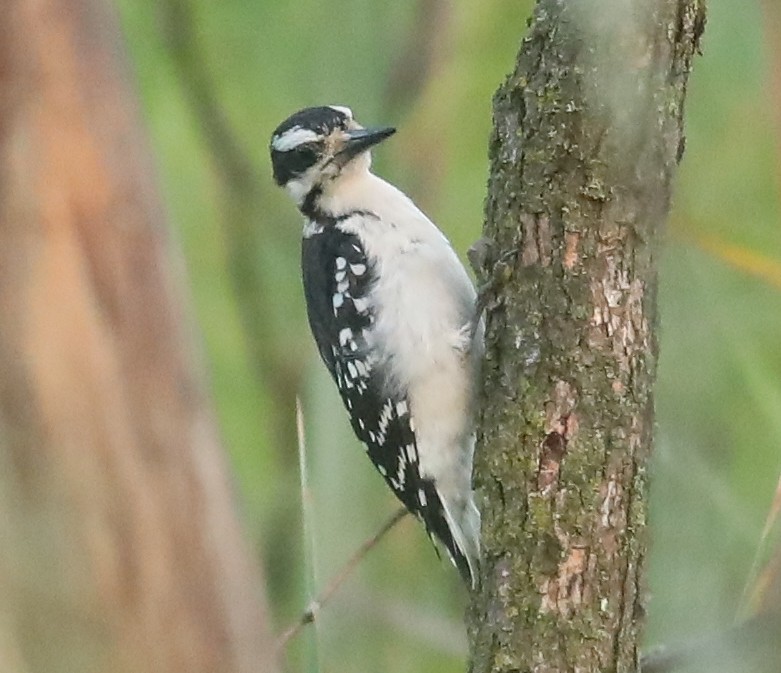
(289, 146, 317, 170)
(271, 146, 320, 185)
(292, 142, 320, 156)
(270, 106, 351, 186)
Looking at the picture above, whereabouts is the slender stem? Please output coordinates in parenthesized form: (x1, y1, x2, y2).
(738, 472, 781, 618)
(160, 0, 303, 462)
(293, 398, 322, 670)
(276, 507, 409, 650)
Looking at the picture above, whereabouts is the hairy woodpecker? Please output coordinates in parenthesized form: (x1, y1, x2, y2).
(270, 105, 481, 585)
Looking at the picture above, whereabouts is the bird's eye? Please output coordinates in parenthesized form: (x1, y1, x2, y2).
(271, 140, 323, 185)
(293, 143, 319, 161)
(283, 143, 319, 174)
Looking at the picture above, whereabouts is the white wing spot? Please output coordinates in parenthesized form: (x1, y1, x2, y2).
(418, 489, 427, 506)
(405, 444, 417, 462)
(336, 257, 347, 270)
(396, 401, 408, 416)
(377, 464, 387, 476)
(353, 297, 369, 313)
(337, 279, 349, 293)
(347, 361, 357, 378)
(396, 457, 406, 486)
(332, 293, 344, 309)
(335, 270, 346, 282)
(378, 400, 394, 436)
(350, 263, 366, 276)
(339, 328, 353, 346)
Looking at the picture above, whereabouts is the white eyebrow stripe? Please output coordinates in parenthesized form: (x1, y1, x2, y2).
(272, 126, 320, 152)
(328, 105, 353, 120)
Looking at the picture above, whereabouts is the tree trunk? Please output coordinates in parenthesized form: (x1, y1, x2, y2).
(0, 1, 276, 672)
(467, 1, 705, 671)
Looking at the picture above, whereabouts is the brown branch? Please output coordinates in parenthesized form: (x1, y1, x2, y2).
(739, 472, 781, 618)
(383, 0, 453, 115)
(160, 0, 259, 190)
(0, 1, 275, 670)
(760, 0, 781, 203)
(276, 507, 409, 650)
(158, 0, 303, 461)
(381, 0, 456, 215)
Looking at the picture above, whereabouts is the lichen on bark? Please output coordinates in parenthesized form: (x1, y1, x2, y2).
(467, 1, 705, 672)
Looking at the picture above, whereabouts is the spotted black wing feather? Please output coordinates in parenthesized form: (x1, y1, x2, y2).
(301, 222, 472, 582)
(301, 225, 372, 376)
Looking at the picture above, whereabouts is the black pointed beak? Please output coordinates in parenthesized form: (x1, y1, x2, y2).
(338, 126, 396, 161)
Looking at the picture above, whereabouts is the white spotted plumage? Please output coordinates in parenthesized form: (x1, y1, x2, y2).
(321, 169, 483, 585)
(271, 105, 482, 586)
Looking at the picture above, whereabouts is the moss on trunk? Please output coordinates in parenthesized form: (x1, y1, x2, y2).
(467, 2, 706, 671)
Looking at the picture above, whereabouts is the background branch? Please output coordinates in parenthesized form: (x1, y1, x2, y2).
(0, 0, 275, 670)
(160, 0, 303, 462)
(276, 507, 409, 650)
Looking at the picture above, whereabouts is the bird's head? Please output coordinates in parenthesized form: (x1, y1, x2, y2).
(270, 105, 395, 209)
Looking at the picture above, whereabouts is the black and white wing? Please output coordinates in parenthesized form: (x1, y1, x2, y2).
(301, 223, 473, 583)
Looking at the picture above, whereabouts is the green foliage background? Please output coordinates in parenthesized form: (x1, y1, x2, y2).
(116, 0, 781, 669)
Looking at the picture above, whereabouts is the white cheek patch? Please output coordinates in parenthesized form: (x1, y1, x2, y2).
(328, 105, 353, 120)
(272, 126, 320, 152)
(285, 175, 314, 205)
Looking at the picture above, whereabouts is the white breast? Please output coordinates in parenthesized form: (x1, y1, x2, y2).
(325, 172, 480, 483)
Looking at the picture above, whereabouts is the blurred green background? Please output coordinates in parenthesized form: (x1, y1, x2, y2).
(115, 0, 781, 670)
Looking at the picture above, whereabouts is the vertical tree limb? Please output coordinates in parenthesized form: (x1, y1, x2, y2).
(0, 1, 276, 671)
(160, 0, 304, 464)
(761, 0, 781, 195)
(468, 1, 705, 671)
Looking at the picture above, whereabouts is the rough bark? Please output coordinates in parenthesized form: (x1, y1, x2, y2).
(0, 1, 276, 672)
(467, 1, 705, 672)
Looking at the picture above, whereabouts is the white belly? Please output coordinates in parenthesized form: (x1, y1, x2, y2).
(367, 241, 478, 483)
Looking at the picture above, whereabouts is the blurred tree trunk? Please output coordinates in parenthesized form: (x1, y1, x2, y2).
(0, 1, 276, 672)
(468, 1, 705, 672)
